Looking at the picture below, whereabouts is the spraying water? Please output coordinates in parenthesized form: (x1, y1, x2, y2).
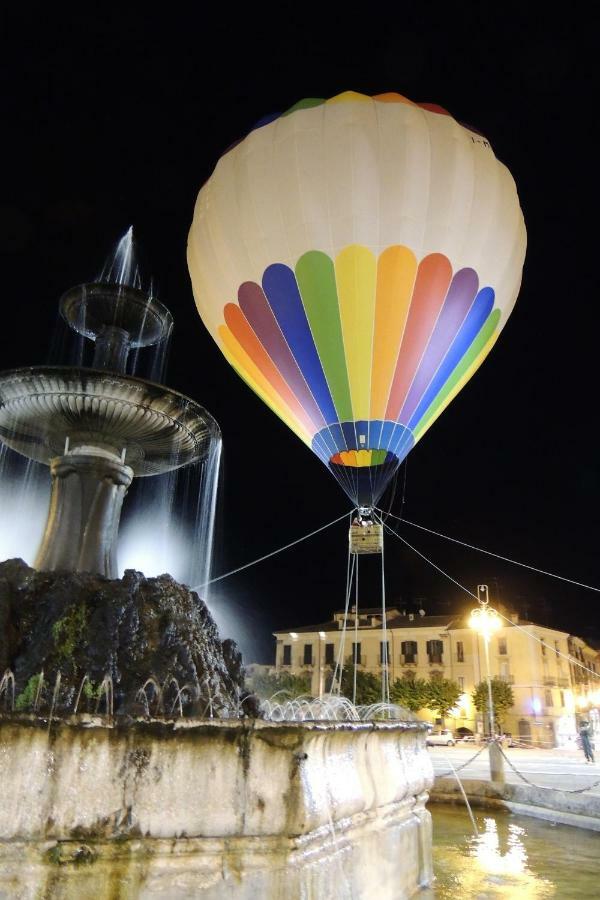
(118, 434, 222, 591)
(0, 449, 48, 564)
(98, 225, 141, 288)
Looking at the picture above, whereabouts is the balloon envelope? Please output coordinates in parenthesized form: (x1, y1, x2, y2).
(188, 91, 526, 507)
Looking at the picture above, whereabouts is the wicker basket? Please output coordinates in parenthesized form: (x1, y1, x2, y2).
(349, 524, 383, 554)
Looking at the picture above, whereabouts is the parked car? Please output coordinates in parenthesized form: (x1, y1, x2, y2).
(426, 729, 456, 747)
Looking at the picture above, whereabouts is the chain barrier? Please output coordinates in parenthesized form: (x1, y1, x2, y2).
(496, 745, 600, 794)
(435, 744, 600, 794)
(434, 743, 488, 777)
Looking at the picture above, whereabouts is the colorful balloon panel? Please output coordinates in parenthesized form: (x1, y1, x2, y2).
(217, 245, 500, 505)
(188, 91, 526, 506)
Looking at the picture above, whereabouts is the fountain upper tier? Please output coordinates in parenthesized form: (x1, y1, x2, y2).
(61, 282, 173, 346)
(60, 282, 173, 373)
(0, 366, 219, 475)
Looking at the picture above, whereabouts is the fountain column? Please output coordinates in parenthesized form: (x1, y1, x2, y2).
(35, 449, 133, 578)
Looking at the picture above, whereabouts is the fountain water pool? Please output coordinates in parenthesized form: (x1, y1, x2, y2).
(427, 803, 600, 898)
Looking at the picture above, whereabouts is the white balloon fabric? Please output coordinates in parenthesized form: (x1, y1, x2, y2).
(187, 91, 526, 505)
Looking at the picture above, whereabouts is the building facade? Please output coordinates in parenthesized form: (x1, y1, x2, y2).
(273, 607, 600, 747)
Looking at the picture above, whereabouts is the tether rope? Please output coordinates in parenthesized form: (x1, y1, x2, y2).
(191, 510, 351, 592)
(376, 511, 390, 705)
(353, 555, 359, 705)
(376, 508, 600, 594)
(382, 520, 600, 680)
(331, 518, 355, 695)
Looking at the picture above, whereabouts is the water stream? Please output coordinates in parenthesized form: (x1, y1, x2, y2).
(427, 803, 599, 898)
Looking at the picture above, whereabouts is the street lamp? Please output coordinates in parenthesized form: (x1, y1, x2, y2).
(469, 585, 505, 787)
(469, 585, 501, 737)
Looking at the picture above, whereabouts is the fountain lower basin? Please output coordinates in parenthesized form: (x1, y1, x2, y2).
(0, 366, 218, 475)
(0, 717, 433, 899)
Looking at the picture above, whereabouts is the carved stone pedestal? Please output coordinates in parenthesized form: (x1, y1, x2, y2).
(35, 451, 133, 578)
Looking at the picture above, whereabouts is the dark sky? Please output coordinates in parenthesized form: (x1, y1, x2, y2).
(1, 9, 597, 661)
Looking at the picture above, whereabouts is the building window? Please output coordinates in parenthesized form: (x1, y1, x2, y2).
(303, 644, 313, 666)
(560, 690, 565, 707)
(554, 640, 560, 658)
(545, 689, 553, 707)
(380, 641, 390, 666)
(282, 644, 291, 666)
(325, 643, 334, 665)
(541, 641, 546, 656)
(498, 637, 507, 655)
(427, 639, 443, 665)
(458, 676, 464, 691)
(401, 640, 417, 664)
(352, 642, 361, 665)
(456, 641, 464, 662)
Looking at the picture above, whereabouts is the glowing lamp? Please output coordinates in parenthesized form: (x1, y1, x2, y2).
(469, 606, 502, 641)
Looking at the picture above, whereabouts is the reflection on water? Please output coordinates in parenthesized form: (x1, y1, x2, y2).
(426, 804, 599, 898)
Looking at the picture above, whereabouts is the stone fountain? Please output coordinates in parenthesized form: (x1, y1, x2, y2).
(0, 244, 217, 579)
(0, 234, 433, 898)
(0, 233, 245, 716)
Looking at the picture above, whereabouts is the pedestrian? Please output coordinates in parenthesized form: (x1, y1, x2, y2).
(578, 720, 595, 763)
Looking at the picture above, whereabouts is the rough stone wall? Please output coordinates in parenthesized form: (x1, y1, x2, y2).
(0, 559, 255, 717)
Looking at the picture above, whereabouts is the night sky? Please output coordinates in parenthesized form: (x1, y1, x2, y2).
(1, 9, 597, 662)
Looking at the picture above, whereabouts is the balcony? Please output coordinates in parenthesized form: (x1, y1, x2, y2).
(401, 656, 417, 666)
(543, 677, 556, 687)
(498, 674, 514, 684)
(557, 677, 570, 688)
(427, 656, 443, 665)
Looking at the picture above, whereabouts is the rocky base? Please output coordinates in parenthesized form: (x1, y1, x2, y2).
(0, 559, 257, 717)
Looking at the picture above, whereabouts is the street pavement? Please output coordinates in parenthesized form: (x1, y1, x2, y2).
(428, 744, 600, 794)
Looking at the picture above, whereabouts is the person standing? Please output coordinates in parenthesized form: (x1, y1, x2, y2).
(579, 720, 595, 763)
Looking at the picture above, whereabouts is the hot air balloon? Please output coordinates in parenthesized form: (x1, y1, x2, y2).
(187, 91, 526, 523)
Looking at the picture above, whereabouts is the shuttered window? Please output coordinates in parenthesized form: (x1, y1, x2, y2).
(401, 640, 417, 663)
(426, 640, 443, 664)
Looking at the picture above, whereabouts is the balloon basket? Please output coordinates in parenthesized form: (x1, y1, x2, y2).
(349, 524, 383, 555)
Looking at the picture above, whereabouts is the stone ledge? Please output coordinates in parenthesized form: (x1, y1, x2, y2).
(431, 776, 600, 831)
(0, 719, 433, 898)
(0, 718, 433, 842)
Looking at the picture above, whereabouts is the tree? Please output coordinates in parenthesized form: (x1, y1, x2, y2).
(335, 664, 382, 706)
(472, 678, 515, 732)
(250, 670, 311, 700)
(425, 678, 462, 723)
(390, 676, 429, 712)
